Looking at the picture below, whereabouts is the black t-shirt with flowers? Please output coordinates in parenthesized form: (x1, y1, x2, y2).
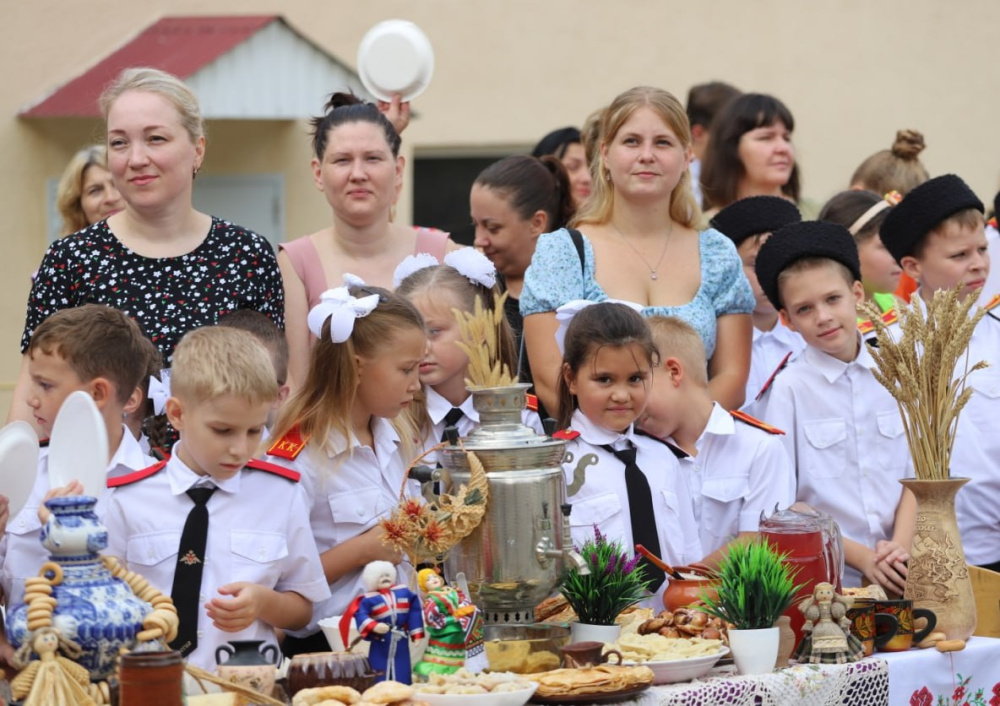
(21, 217, 284, 363)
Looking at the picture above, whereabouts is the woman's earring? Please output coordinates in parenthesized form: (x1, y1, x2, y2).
(193, 166, 200, 180)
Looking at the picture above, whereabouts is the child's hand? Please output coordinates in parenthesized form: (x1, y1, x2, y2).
(376, 94, 410, 135)
(207, 582, 269, 632)
(863, 542, 908, 594)
(37, 481, 84, 523)
(362, 525, 403, 565)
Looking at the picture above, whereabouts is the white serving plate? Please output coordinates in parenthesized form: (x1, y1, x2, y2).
(626, 646, 729, 684)
(357, 19, 434, 102)
(416, 683, 538, 706)
(0, 421, 40, 517)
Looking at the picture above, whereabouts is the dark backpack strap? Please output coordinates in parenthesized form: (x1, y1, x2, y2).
(567, 228, 586, 275)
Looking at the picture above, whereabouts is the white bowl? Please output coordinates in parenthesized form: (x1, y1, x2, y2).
(357, 19, 434, 102)
(416, 684, 538, 706)
(626, 646, 729, 684)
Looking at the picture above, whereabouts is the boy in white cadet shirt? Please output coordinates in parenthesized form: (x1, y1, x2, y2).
(638, 315, 792, 565)
(709, 196, 806, 416)
(755, 221, 915, 593)
(0, 304, 156, 665)
(878, 174, 1000, 571)
(103, 327, 329, 671)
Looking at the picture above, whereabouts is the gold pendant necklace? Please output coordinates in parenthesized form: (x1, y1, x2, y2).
(611, 220, 674, 281)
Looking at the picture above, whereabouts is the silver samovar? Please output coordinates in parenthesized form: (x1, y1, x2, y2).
(436, 384, 590, 624)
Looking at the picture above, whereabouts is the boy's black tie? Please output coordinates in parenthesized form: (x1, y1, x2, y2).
(601, 443, 666, 591)
(440, 407, 464, 442)
(169, 486, 216, 656)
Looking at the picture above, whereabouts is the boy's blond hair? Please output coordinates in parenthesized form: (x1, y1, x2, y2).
(171, 327, 278, 406)
(646, 316, 709, 387)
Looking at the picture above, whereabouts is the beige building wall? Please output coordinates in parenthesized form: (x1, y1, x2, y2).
(3, 0, 1000, 412)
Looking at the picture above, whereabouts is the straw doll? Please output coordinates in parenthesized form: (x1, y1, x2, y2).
(793, 582, 864, 664)
(11, 627, 96, 706)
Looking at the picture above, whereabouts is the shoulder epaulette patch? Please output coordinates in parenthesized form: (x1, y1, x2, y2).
(553, 429, 580, 440)
(107, 460, 167, 488)
(989, 217, 997, 229)
(731, 410, 785, 435)
(857, 308, 897, 335)
(983, 293, 1000, 312)
(633, 429, 689, 459)
(526, 393, 539, 412)
(246, 458, 300, 482)
(38, 438, 50, 448)
(755, 351, 793, 402)
(267, 426, 308, 460)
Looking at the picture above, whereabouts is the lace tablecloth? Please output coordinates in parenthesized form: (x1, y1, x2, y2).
(555, 659, 890, 705)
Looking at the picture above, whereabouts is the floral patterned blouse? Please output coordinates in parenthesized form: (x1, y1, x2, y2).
(520, 227, 754, 358)
(21, 217, 284, 363)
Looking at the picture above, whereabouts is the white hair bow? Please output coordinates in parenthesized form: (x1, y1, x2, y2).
(147, 370, 171, 416)
(392, 253, 440, 289)
(554, 299, 645, 355)
(308, 275, 380, 342)
(443, 247, 497, 289)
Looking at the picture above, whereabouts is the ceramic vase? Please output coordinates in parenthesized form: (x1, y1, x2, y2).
(7, 496, 151, 680)
(216, 640, 279, 699)
(569, 622, 621, 644)
(728, 627, 779, 675)
(900, 478, 977, 642)
(774, 615, 795, 669)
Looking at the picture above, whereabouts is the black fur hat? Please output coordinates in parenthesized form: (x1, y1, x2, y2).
(755, 221, 861, 310)
(710, 196, 802, 247)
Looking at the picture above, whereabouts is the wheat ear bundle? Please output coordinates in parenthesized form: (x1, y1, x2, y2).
(453, 292, 516, 389)
(861, 286, 988, 480)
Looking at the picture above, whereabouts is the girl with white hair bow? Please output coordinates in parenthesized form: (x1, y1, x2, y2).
(264, 275, 429, 658)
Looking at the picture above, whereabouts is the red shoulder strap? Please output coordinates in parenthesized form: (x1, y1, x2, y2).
(983, 293, 1000, 312)
(755, 351, 793, 402)
(552, 429, 581, 440)
(107, 460, 167, 488)
(38, 438, 50, 448)
(340, 594, 364, 647)
(731, 409, 785, 435)
(526, 393, 539, 412)
(267, 426, 308, 460)
(245, 458, 300, 482)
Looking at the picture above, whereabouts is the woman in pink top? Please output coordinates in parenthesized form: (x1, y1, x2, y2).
(279, 93, 458, 389)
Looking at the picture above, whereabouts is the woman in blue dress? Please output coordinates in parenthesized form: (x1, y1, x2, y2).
(520, 86, 754, 414)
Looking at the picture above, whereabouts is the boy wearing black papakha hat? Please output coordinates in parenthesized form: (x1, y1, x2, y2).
(711, 196, 805, 416)
(754, 220, 915, 595)
(878, 174, 1000, 571)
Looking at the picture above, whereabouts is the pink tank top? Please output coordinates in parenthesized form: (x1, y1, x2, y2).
(279, 227, 450, 309)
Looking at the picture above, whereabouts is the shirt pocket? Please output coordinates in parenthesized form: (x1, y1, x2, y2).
(701, 476, 749, 543)
(230, 530, 288, 586)
(569, 492, 626, 548)
(329, 486, 387, 544)
(802, 419, 847, 478)
(965, 370, 1000, 436)
(875, 410, 906, 471)
(126, 531, 181, 570)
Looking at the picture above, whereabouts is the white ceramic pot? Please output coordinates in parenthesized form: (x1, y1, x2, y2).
(729, 627, 780, 675)
(569, 622, 621, 644)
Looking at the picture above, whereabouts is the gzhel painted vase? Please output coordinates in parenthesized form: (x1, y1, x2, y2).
(216, 640, 280, 698)
(7, 495, 151, 680)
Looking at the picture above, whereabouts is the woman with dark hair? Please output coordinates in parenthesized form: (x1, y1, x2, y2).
(532, 127, 593, 208)
(279, 93, 459, 389)
(470, 154, 575, 369)
(700, 93, 803, 215)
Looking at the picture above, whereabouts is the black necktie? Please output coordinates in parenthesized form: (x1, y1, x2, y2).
(601, 443, 666, 591)
(169, 486, 216, 656)
(440, 407, 464, 443)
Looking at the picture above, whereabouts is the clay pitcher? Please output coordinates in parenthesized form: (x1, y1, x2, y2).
(900, 478, 977, 642)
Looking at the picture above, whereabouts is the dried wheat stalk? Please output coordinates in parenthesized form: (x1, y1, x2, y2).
(862, 286, 988, 480)
(453, 291, 515, 389)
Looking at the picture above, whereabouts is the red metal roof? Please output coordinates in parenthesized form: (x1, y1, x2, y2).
(20, 16, 279, 118)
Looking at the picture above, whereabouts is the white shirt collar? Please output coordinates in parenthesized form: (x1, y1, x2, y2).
(425, 387, 478, 425)
(699, 402, 735, 440)
(752, 321, 798, 345)
(802, 333, 873, 383)
(166, 444, 241, 495)
(107, 425, 153, 475)
(570, 409, 636, 448)
(323, 416, 402, 460)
